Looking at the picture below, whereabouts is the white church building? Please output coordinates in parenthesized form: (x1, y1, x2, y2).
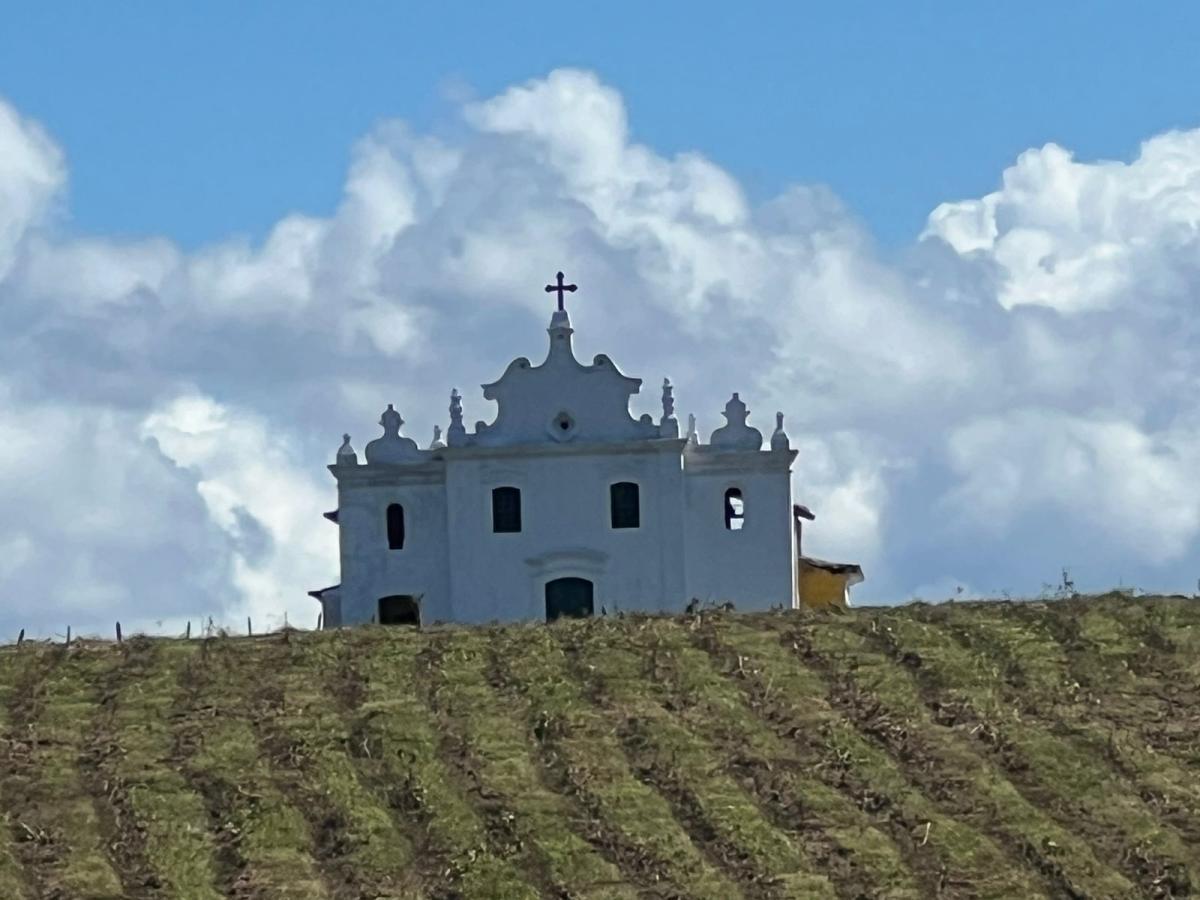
(311, 275, 800, 627)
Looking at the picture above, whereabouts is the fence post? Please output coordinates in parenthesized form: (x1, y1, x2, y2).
(186, 621, 192, 640)
(65, 625, 71, 648)
(116, 622, 123, 643)
(317, 612, 323, 631)
(16, 629, 24, 647)
(247, 617, 252, 636)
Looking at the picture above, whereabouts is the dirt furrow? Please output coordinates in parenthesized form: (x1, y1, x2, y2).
(1, 643, 129, 900)
(0, 645, 57, 900)
(701, 614, 1053, 899)
(496, 623, 745, 900)
(230, 632, 426, 900)
(559, 619, 837, 900)
(332, 627, 540, 900)
(627, 615, 925, 900)
(171, 636, 333, 900)
(419, 627, 642, 900)
(81, 637, 223, 900)
(481, 630, 662, 899)
(927, 601, 1200, 856)
(857, 609, 1198, 897)
(1053, 598, 1200, 769)
(787, 615, 1138, 898)
(0, 650, 30, 898)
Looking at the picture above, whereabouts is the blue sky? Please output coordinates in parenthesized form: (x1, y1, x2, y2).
(2, 4, 1200, 635)
(4, 3, 1199, 247)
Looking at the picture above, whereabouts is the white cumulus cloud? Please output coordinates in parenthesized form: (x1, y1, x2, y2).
(925, 131, 1200, 314)
(1, 70, 1199, 636)
(0, 99, 64, 281)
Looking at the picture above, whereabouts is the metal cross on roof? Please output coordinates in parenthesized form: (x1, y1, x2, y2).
(544, 271, 578, 312)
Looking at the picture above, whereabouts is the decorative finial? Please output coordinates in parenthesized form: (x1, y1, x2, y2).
(544, 271, 578, 313)
(709, 392, 763, 450)
(365, 405, 421, 464)
(770, 411, 790, 451)
(447, 388, 467, 447)
(659, 377, 679, 438)
(379, 403, 404, 435)
(686, 413, 698, 445)
(724, 393, 749, 425)
(429, 425, 446, 450)
(336, 433, 358, 465)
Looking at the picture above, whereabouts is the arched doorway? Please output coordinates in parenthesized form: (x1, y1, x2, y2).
(545, 577, 594, 622)
(378, 594, 420, 626)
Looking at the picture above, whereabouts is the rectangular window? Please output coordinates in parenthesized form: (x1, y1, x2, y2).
(610, 481, 640, 529)
(492, 486, 522, 533)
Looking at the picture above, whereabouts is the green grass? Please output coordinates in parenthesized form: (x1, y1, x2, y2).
(228, 633, 426, 899)
(631, 616, 923, 899)
(863, 611, 1199, 893)
(344, 628, 540, 900)
(799, 618, 1137, 897)
(0, 594, 1197, 899)
(175, 639, 331, 899)
(0, 651, 30, 900)
(0, 646, 125, 899)
(83, 639, 222, 900)
(564, 619, 837, 898)
(710, 616, 1053, 899)
(932, 602, 1200, 849)
(498, 623, 744, 899)
(423, 628, 639, 900)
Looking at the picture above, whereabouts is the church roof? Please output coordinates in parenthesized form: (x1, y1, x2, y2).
(470, 308, 659, 447)
(328, 273, 799, 471)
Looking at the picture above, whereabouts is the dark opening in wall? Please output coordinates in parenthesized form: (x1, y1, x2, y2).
(724, 488, 745, 530)
(378, 594, 419, 626)
(492, 486, 522, 533)
(610, 481, 640, 529)
(386, 503, 405, 549)
(545, 577, 594, 621)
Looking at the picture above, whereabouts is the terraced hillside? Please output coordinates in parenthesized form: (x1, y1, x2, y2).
(0, 594, 1198, 899)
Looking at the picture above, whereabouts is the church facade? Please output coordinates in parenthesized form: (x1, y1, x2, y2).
(311, 278, 799, 627)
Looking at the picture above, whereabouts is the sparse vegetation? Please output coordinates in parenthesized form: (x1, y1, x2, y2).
(0, 592, 1197, 899)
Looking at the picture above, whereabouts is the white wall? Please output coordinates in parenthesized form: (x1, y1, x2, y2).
(337, 476, 450, 624)
(443, 441, 689, 623)
(683, 452, 797, 610)
(331, 442, 798, 625)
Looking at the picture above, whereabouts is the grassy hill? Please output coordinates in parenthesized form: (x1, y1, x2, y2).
(0, 594, 1197, 900)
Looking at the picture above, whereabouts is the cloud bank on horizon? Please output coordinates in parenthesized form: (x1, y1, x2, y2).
(2, 69, 1198, 636)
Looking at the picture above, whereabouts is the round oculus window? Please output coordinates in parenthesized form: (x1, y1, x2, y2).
(549, 410, 577, 441)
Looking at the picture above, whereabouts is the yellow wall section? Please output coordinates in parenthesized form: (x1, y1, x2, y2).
(798, 563, 851, 610)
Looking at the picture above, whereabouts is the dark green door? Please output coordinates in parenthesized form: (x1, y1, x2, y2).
(545, 577, 594, 621)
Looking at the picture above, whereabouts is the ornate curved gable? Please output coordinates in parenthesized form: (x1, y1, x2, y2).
(472, 309, 659, 447)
